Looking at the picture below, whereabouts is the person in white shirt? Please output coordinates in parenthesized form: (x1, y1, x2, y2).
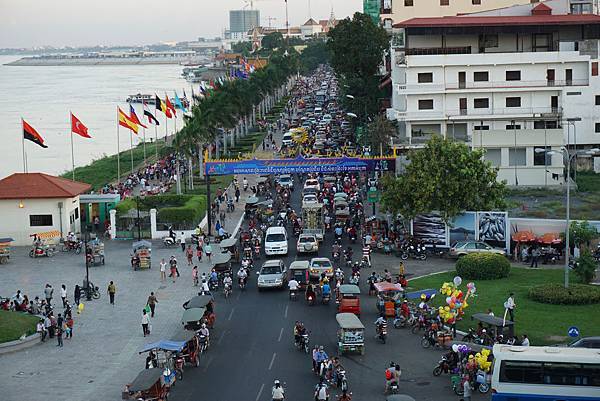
(141, 309, 151, 337)
(179, 232, 186, 252)
(60, 284, 68, 308)
(288, 279, 299, 291)
(505, 293, 516, 322)
(159, 259, 167, 282)
(201, 280, 210, 294)
(521, 334, 530, 347)
(272, 380, 285, 400)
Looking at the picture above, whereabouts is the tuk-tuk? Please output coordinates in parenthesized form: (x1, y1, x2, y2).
(0, 237, 13, 264)
(471, 312, 515, 339)
(336, 313, 365, 355)
(334, 200, 350, 222)
(289, 261, 310, 289)
(181, 307, 206, 331)
(245, 196, 259, 219)
(170, 331, 201, 368)
(211, 251, 232, 280)
(183, 294, 216, 328)
(132, 240, 151, 270)
(337, 284, 361, 316)
(218, 237, 239, 263)
(374, 282, 404, 318)
(122, 368, 170, 401)
(323, 176, 337, 188)
(333, 192, 348, 201)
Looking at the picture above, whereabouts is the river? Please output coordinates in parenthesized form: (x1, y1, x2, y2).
(0, 55, 192, 178)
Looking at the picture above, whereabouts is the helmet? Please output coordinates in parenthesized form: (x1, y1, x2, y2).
(201, 323, 206, 328)
(274, 380, 280, 385)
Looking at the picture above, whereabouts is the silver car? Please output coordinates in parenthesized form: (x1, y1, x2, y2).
(448, 241, 506, 258)
(257, 260, 287, 290)
(297, 234, 319, 254)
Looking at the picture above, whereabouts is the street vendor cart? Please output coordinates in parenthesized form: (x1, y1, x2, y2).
(336, 312, 365, 355)
(0, 238, 13, 264)
(86, 238, 105, 266)
(122, 368, 170, 401)
(374, 282, 404, 318)
(337, 284, 361, 316)
(132, 240, 152, 270)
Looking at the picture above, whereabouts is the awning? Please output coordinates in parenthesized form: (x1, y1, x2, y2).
(537, 233, 562, 245)
(31, 230, 60, 239)
(139, 340, 186, 353)
(511, 230, 536, 243)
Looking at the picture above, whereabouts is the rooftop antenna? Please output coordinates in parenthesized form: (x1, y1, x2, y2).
(308, 0, 312, 19)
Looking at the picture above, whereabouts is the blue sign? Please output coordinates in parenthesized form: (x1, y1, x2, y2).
(568, 326, 580, 338)
(205, 155, 396, 176)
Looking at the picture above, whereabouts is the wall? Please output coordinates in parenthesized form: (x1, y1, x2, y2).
(389, 0, 533, 22)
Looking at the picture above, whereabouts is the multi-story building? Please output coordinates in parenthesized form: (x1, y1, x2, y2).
(229, 10, 261, 40)
(387, 2, 600, 185)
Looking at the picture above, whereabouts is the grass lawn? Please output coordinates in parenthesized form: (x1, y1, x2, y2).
(409, 268, 600, 345)
(0, 311, 39, 343)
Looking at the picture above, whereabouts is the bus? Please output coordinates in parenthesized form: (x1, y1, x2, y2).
(491, 344, 600, 400)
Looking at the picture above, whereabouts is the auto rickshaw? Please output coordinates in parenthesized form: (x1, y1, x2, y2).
(211, 251, 232, 281)
(181, 307, 206, 331)
(336, 312, 365, 355)
(289, 260, 310, 289)
(337, 284, 361, 316)
(170, 331, 201, 368)
(183, 294, 216, 328)
(334, 200, 350, 223)
(218, 237, 239, 263)
(244, 196, 259, 220)
(374, 282, 404, 318)
(122, 368, 170, 401)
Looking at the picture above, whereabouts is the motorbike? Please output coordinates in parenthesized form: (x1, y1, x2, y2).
(393, 313, 413, 329)
(399, 244, 427, 261)
(197, 333, 210, 353)
(332, 251, 340, 265)
(61, 240, 82, 254)
(421, 329, 451, 350)
(432, 356, 452, 376)
(295, 333, 310, 353)
(209, 280, 219, 292)
(453, 374, 490, 396)
(376, 322, 388, 344)
(224, 282, 232, 298)
(337, 369, 348, 392)
(322, 292, 331, 305)
(254, 244, 261, 259)
(243, 181, 248, 192)
(307, 293, 315, 306)
(241, 258, 253, 271)
(410, 313, 431, 334)
(388, 380, 399, 394)
(227, 199, 235, 213)
(293, 226, 301, 237)
(163, 236, 179, 248)
(173, 354, 185, 381)
(79, 282, 101, 300)
(462, 328, 488, 345)
(29, 246, 54, 258)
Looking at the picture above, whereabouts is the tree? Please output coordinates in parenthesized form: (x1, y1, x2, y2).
(367, 115, 395, 153)
(299, 40, 330, 74)
(569, 220, 598, 249)
(573, 250, 597, 284)
(327, 13, 389, 121)
(381, 136, 507, 223)
(261, 32, 284, 50)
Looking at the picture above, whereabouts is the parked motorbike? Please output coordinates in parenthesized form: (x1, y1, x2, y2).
(399, 244, 427, 261)
(163, 236, 179, 248)
(61, 240, 82, 254)
(29, 246, 54, 258)
(432, 356, 452, 376)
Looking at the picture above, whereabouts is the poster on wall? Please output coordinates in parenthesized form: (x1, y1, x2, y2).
(449, 212, 477, 245)
(477, 212, 508, 250)
(412, 213, 447, 246)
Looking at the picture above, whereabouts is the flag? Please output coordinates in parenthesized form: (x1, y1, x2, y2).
(155, 94, 172, 118)
(118, 107, 139, 134)
(70, 113, 92, 138)
(23, 119, 48, 148)
(173, 92, 187, 113)
(165, 94, 176, 117)
(144, 109, 160, 126)
(129, 105, 148, 129)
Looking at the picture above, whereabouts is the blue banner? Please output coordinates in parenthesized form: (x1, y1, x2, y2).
(205, 155, 395, 176)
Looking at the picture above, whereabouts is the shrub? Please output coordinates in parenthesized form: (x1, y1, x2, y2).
(573, 251, 597, 284)
(528, 283, 600, 305)
(157, 195, 206, 228)
(455, 252, 511, 280)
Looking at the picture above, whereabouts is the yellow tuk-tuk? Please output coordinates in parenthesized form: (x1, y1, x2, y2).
(336, 313, 365, 355)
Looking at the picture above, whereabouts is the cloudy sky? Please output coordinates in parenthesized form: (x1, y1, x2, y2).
(0, 0, 363, 48)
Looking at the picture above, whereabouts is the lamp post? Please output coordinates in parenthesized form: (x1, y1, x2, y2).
(535, 147, 599, 288)
(83, 230, 91, 300)
(135, 196, 142, 241)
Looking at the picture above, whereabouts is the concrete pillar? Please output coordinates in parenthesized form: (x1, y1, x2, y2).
(150, 208, 158, 239)
(109, 209, 117, 239)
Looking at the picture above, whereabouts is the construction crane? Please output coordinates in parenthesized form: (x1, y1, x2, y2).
(263, 16, 277, 28)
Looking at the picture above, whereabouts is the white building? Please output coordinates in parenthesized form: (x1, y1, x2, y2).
(0, 173, 91, 245)
(388, 3, 600, 185)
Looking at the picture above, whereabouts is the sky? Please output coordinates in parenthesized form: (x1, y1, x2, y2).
(0, 0, 363, 48)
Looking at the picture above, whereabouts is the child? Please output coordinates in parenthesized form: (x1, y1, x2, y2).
(65, 317, 74, 339)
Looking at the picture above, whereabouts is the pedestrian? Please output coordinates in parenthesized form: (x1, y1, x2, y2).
(37, 319, 46, 342)
(186, 245, 194, 266)
(146, 292, 158, 318)
(204, 240, 213, 262)
(521, 334, 530, 346)
(462, 374, 472, 401)
(196, 244, 203, 262)
(530, 246, 541, 268)
(60, 284, 67, 308)
(65, 316, 73, 339)
(141, 309, 150, 337)
(107, 281, 116, 305)
(312, 345, 319, 373)
(160, 258, 167, 282)
(179, 231, 186, 252)
(169, 256, 178, 283)
(235, 187, 240, 202)
(73, 284, 81, 307)
(44, 283, 53, 306)
(44, 315, 51, 339)
(56, 324, 63, 347)
(505, 292, 516, 322)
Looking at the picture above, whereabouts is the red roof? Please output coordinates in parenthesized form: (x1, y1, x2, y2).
(0, 173, 91, 200)
(394, 14, 600, 28)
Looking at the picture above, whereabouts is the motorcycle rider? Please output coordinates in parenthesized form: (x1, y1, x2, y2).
(375, 314, 387, 338)
(400, 300, 410, 320)
(66, 232, 77, 249)
(197, 323, 210, 349)
(293, 321, 307, 346)
(168, 226, 176, 241)
(321, 280, 331, 302)
(288, 277, 300, 298)
(223, 273, 233, 294)
(237, 267, 248, 287)
(367, 272, 378, 295)
(272, 380, 285, 401)
(306, 283, 316, 304)
(243, 177, 248, 191)
(334, 224, 343, 240)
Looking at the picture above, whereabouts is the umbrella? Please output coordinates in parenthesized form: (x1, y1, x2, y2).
(511, 231, 536, 242)
(537, 232, 562, 245)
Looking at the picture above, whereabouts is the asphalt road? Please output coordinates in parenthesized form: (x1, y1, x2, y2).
(171, 177, 489, 401)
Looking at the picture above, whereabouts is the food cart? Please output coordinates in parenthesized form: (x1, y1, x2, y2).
(337, 284, 361, 315)
(0, 237, 13, 264)
(336, 313, 365, 355)
(289, 261, 310, 289)
(132, 240, 152, 270)
(87, 238, 105, 266)
(218, 237, 239, 263)
(374, 282, 404, 318)
(170, 331, 201, 368)
(122, 368, 170, 401)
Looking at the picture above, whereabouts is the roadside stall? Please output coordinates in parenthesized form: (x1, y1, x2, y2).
(87, 238, 105, 266)
(289, 261, 310, 289)
(374, 282, 404, 318)
(132, 240, 152, 270)
(0, 237, 13, 264)
(122, 368, 170, 401)
(336, 312, 365, 355)
(336, 284, 361, 316)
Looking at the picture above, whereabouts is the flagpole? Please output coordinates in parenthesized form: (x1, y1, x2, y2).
(70, 111, 75, 181)
(117, 107, 121, 183)
(155, 124, 158, 159)
(142, 124, 147, 165)
(165, 112, 168, 145)
(21, 118, 26, 173)
(130, 130, 134, 173)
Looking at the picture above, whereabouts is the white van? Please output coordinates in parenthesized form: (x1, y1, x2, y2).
(264, 226, 288, 256)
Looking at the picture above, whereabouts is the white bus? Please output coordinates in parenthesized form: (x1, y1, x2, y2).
(491, 344, 600, 401)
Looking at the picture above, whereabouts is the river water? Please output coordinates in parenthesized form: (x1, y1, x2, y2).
(0, 55, 192, 178)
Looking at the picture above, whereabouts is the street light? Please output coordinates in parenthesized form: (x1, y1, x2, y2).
(346, 112, 358, 118)
(535, 147, 599, 288)
(346, 94, 355, 100)
(83, 230, 91, 300)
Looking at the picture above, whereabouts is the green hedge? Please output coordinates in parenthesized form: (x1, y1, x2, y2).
(455, 252, 511, 280)
(157, 195, 206, 226)
(528, 283, 600, 305)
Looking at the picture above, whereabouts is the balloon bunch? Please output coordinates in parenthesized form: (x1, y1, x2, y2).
(438, 276, 477, 324)
(452, 343, 471, 354)
(474, 349, 492, 372)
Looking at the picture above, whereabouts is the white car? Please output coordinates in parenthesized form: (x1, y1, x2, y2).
(282, 132, 294, 147)
(277, 174, 293, 188)
(322, 114, 332, 123)
(309, 257, 334, 279)
(302, 193, 318, 204)
(264, 226, 288, 256)
(297, 234, 319, 254)
(304, 179, 320, 191)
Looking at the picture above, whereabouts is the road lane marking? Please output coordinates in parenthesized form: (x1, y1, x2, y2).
(268, 352, 277, 370)
(255, 383, 265, 401)
(284, 304, 288, 318)
(202, 356, 214, 372)
(236, 291, 241, 300)
(218, 330, 226, 345)
(228, 307, 235, 321)
(278, 327, 284, 342)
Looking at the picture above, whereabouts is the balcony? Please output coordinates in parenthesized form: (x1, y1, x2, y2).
(405, 47, 471, 56)
(447, 106, 562, 118)
(446, 79, 589, 90)
(472, 128, 564, 148)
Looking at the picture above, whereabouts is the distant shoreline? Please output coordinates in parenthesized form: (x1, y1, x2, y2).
(5, 57, 204, 66)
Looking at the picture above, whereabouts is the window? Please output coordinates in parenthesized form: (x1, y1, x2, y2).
(418, 99, 434, 110)
(534, 120, 559, 129)
(464, 242, 477, 249)
(473, 125, 489, 131)
(440, 0, 449, 5)
(74, 208, 79, 220)
(30, 214, 53, 227)
(596, 95, 600, 105)
(473, 71, 489, 82)
(418, 72, 433, 83)
(500, 361, 600, 387)
(593, 62, 598, 77)
(484, 149, 501, 166)
(534, 146, 552, 166)
(506, 70, 521, 81)
(472, 0, 481, 4)
(506, 124, 521, 130)
(567, 92, 582, 96)
(404, 0, 413, 6)
(474, 98, 489, 108)
(506, 97, 521, 107)
(596, 123, 600, 133)
(479, 34, 498, 48)
(509, 148, 527, 166)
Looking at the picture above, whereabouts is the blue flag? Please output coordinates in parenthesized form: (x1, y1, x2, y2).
(173, 92, 187, 113)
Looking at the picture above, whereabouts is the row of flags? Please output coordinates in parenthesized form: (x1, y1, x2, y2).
(22, 93, 184, 148)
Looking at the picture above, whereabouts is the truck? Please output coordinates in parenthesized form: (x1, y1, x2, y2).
(302, 202, 324, 242)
